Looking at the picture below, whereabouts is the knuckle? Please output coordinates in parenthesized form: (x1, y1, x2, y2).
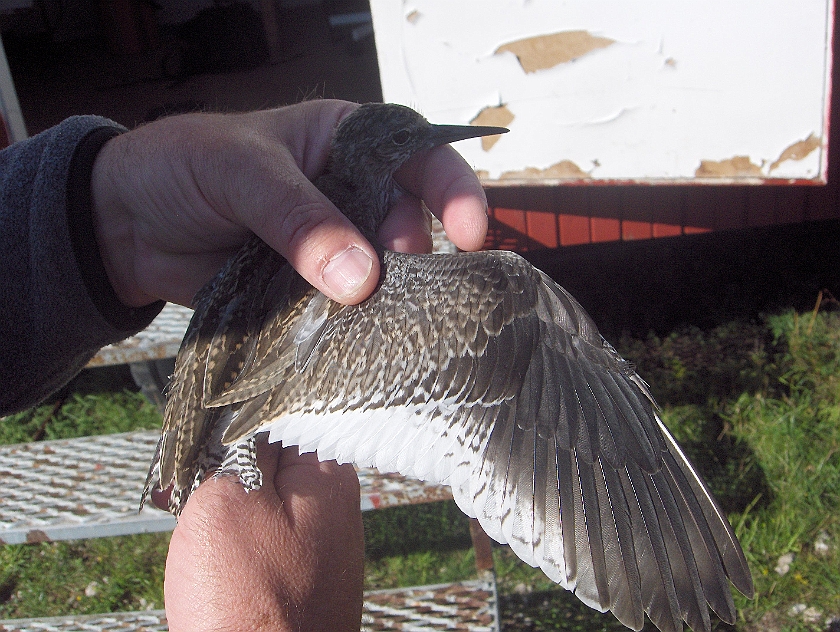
(277, 193, 334, 260)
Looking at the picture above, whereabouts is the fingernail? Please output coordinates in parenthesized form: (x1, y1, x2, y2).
(322, 246, 373, 298)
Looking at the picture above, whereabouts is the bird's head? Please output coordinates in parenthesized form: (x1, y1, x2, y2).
(322, 103, 507, 235)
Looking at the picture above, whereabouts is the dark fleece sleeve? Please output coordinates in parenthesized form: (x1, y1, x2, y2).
(0, 116, 164, 414)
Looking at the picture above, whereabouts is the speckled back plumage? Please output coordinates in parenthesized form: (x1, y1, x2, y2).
(144, 103, 753, 632)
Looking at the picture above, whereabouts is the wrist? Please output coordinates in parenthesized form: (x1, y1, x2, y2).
(90, 133, 159, 308)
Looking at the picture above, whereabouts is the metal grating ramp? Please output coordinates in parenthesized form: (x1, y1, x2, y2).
(0, 611, 169, 632)
(362, 579, 498, 631)
(87, 304, 193, 368)
(357, 466, 453, 511)
(0, 579, 498, 631)
(0, 432, 173, 544)
(0, 431, 453, 545)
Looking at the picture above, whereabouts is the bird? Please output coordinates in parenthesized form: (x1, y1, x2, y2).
(143, 102, 754, 632)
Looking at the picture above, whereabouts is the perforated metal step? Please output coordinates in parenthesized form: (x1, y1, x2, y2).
(0, 611, 169, 632)
(0, 579, 498, 631)
(88, 304, 194, 369)
(362, 579, 499, 631)
(0, 431, 453, 545)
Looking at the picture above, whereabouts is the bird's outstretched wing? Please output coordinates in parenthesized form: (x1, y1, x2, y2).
(148, 246, 753, 632)
(143, 237, 289, 508)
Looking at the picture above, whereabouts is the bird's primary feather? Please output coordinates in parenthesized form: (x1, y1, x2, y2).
(143, 103, 753, 632)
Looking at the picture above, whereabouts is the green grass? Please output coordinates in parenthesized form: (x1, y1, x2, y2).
(724, 311, 840, 630)
(0, 366, 169, 618)
(0, 366, 162, 445)
(1, 310, 839, 630)
(0, 535, 168, 617)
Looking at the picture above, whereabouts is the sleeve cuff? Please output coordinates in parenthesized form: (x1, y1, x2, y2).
(66, 126, 165, 331)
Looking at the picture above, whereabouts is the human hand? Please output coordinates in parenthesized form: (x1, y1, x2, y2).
(90, 99, 489, 308)
(161, 444, 364, 632)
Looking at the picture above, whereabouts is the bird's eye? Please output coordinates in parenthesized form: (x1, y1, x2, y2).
(392, 129, 411, 145)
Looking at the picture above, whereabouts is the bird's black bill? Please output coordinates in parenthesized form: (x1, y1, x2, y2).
(427, 123, 509, 148)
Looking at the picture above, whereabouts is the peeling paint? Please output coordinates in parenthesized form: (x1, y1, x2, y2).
(500, 160, 591, 180)
(471, 104, 514, 151)
(770, 134, 821, 171)
(370, 0, 832, 182)
(495, 31, 615, 73)
(26, 529, 51, 544)
(695, 156, 763, 178)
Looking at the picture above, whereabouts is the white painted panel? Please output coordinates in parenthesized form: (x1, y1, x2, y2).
(369, 0, 833, 183)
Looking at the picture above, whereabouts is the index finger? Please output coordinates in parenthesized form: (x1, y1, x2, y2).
(395, 144, 489, 252)
(232, 101, 381, 305)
